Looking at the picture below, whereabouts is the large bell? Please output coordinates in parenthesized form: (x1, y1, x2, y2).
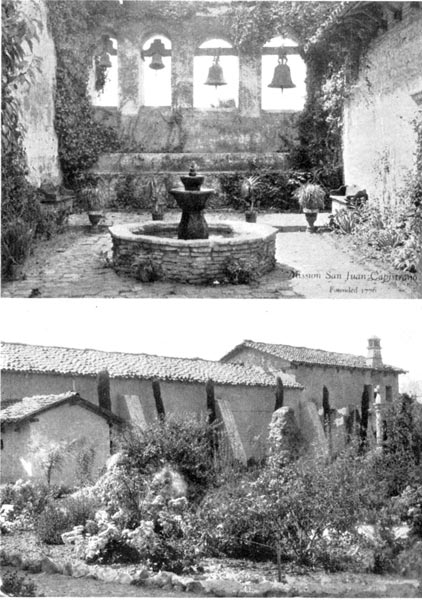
(205, 56, 227, 87)
(150, 52, 165, 70)
(268, 55, 295, 90)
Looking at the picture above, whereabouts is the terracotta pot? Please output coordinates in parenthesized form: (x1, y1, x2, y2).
(304, 211, 318, 232)
(152, 211, 164, 221)
(245, 211, 257, 223)
(88, 211, 103, 227)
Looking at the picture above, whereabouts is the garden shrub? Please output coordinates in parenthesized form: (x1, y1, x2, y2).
(114, 175, 145, 210)
(119, 416, 218, 502)
(394, 540, 422, 578)
(0, 571, 38, 597)
(224, 257, 261, 285)
(36, 492, 99, 544)
(79, 471, 201, 573)
(200, 441, 372, 570)
(219, 170, 305, 212)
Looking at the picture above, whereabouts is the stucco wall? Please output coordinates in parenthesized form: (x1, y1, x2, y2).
(1, 372, 98, 404)
(291, 363, 399, 410)
(1, 421, 32, 483)
(1, 403, 111, 485)
(224, 347, 400, 411)
(90, 7, 300, 153)
(17, 0, 61, 186)
(343, 4, 422, 204)
(215, 382, 300, 459)
(2, 370, 290, 460)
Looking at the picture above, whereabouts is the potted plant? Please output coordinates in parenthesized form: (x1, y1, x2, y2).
(294, 183, 326, 232)
(240, 175, 261, 223)
(146, 176, 166, 221)
(77, 176, 103, 228)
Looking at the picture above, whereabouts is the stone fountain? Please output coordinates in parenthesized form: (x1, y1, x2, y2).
(170, 163, 213, 240)
(109, 165, 277, 284)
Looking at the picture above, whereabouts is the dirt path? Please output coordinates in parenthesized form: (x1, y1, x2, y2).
(1, 212, 417, 298)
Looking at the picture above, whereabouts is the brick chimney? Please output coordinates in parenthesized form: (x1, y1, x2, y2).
(367, 336, 383, 369)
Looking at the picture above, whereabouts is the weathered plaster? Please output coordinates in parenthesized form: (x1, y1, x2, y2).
(343, 3, 422, 204)
(16, 0, 61, 186)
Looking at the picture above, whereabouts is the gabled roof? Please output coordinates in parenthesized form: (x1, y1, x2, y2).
(0, 342, 302, 389)
(0, 391, 124, 425)
(221, 340, 405, 373)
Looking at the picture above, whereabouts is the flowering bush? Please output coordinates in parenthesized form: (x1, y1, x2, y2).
(0, 479, 54, 532)
(75, 477, 200, 573)
(36, 491, 100, 544)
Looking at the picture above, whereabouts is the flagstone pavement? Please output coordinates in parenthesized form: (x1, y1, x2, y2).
(1, 211, 418, 299)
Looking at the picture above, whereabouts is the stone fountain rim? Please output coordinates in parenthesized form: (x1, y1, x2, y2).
(109, 220, 277, 247)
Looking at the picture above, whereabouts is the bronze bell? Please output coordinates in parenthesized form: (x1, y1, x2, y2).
(205, 55, 227, 87)
(268, 54, 295, 91)
(150, 52, 165, 70)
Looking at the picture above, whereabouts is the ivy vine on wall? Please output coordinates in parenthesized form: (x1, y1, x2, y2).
(1, 0, 44, 278)
(46, 0, 120, 187)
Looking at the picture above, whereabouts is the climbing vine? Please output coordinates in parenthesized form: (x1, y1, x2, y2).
(1, 0, 44, 278)
(46, 0, 120, 187)
(227, 1, 390, 188)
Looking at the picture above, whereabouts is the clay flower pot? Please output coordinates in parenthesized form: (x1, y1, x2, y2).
(152, 211, 164, 221)
(303, 209, 318, 233)
(245, 210, 257, 223)
(88, 211, 103, 228)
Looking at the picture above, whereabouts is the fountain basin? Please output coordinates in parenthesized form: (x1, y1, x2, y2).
(109, 220, 277, 284)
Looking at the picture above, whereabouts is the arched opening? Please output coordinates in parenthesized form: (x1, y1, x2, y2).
(261, 35, 306, 111)
(92, 36, 118, 107)
(141, 35, 171, 107)
(193, 38, 239, 109)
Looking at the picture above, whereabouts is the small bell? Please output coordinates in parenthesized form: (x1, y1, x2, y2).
(268, 53, 295, 91)
(150, 52, 164, 70)
(205, 55, 227, 88)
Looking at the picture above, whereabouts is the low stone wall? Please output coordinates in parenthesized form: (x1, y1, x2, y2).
(92, 151, 290, 209)
(109, 220, 277, 284)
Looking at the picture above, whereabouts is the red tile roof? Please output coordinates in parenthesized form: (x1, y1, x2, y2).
(0, 391, 123, 424)
(1, 342, 302, 389)
(222, 340, 405, 373)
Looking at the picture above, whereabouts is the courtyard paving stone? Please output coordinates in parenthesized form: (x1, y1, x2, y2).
(1, 211, 416, 298)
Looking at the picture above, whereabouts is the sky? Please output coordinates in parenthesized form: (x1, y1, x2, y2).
(2, 299, 421, 391)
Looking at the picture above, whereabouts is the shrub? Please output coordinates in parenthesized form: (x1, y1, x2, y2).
(329, 208, 362, 234)
(224, 257, 261, 285)
(395, 485, 422, 538)
(36, 502, 73, 544)
(395, 540, 422, 578)
(201, 442, 372, 569)
(0, 480, 51, 516)
(120, 416, 218, 502)
(36, 492, 99, 544)
(79, 478, 201, 573)
(114, 175, 143, 210)
(219, 170, 303, 212)
(1, 571, 38, 596)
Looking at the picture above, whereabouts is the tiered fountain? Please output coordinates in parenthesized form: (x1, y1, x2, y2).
(109, 164, 277, 284)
